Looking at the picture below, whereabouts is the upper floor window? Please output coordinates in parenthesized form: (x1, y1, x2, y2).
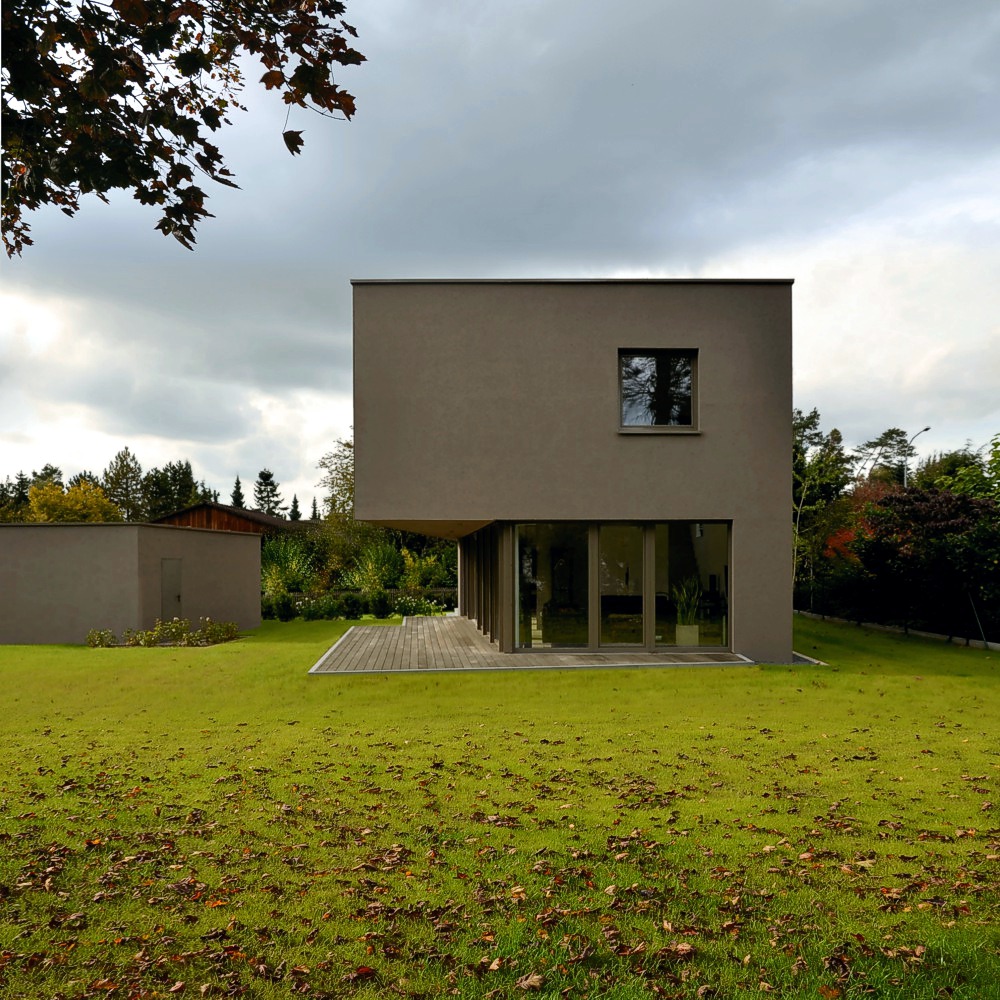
(619, 349, 697, 428)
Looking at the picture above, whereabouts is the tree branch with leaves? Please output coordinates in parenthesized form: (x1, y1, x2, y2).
(2, 0, 364, 255)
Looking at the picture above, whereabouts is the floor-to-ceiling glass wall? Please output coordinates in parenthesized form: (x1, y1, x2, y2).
(515, 523, 589, 648)
(514, 521, 728, 651)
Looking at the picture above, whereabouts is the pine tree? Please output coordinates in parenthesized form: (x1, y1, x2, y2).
(289, 494, 301, 521)
(231, 475, 246, 508)
(13, 472, 31, 507)
(143, 460, 205, 519)
(68, 470, 100, 488)
(311, 497, 319, 520)
(253, 469, 285, 516)
(102, 448, 145, 520)
(165, 460, 200, 508)
(32, 464, 64, 489)
(0, 473, 31, 521)
(10, 472, 31, 519)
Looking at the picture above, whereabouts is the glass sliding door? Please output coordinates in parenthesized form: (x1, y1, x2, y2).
(599, 524, 644, 645)
(654, 522, 729, 647)
(515, 523, 589, 648)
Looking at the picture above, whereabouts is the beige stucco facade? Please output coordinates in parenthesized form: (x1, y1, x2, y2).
(0, 524, 261, 644)
(353, 279, 793, 662)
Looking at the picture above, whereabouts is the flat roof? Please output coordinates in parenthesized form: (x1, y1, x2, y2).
(351, 277, 794, 285)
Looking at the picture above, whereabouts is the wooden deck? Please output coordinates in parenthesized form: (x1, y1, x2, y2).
(308, 615, 752, 674)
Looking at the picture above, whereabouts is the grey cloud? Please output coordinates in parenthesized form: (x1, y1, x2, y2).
(83, 375, 248, 442)
(798, 332, 1000, 455)
(313, 0, 1000, 267)
(11, 260, 354, 396)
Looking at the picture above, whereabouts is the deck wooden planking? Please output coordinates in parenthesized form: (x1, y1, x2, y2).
(309, 615, 751, 674)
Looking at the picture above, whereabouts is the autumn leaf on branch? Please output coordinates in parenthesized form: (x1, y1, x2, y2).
(1, 0, 365, 255)
(283, 130, 305, 156)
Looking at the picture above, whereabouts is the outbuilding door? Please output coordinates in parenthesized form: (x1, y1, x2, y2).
(161, 558, 182, 620)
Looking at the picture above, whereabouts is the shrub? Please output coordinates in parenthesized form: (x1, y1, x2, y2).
(366, 590, 394, 619)
(340, 539, 403, 596)
(261, 535, 316, 598)
(84, 617, 241, 647)
(261, 594, 297, 621)
(299, 593, 344, 620)
(151, 617, 192, 645)
(271, 593, 297, 621)
(340, 592, 363, 619)
(393, 593, 442, 617)
(400, 548, 450, 590)
(196, 618, 241, 644)
(121, 626, 158, 648)
(299, 595, 323, 620)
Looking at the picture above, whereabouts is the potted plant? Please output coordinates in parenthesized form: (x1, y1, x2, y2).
(672, 576, 702, 646)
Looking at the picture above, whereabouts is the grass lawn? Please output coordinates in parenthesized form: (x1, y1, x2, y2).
(1, 616, 997, 998)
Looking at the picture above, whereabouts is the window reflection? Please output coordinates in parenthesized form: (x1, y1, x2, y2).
(654, 522, 728, 646)
(620, 350, 694, 426)
(516, 523, 589, 648)
(599, 525, 644, 644)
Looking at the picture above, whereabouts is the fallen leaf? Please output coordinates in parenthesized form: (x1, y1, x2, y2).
(516, 972, 545, 990)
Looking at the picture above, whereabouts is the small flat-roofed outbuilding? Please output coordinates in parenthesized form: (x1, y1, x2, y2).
(0, 522, 261, 644)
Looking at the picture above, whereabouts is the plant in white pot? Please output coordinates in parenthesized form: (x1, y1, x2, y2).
(672, 576, 702, 646)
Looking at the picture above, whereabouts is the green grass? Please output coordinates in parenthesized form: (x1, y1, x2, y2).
(1, 616, 997, 999)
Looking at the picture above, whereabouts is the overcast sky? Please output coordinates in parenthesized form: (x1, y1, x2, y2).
(2, 0, 998, 510)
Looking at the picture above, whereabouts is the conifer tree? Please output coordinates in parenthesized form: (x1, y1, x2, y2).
(13, 471, 31, 506)
(0, 472, 32, 520)
(68, 470, 100, 489)
(32, 464, 64, 489)
(289, 494, 301, 521)
(253, 469, 285, 516)
(102, 448, 145, 521)
(231, 475, 246, 508)
(143, 460, 201, 519)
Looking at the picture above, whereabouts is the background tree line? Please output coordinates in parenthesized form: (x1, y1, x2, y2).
(0, 450, 213, 523)
(794, 410, 999, 642)
(0, 450, 310, 524)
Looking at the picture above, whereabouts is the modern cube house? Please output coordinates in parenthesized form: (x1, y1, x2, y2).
(353, 279, 793, 662)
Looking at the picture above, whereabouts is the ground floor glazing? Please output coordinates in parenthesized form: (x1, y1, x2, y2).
(459, 520, 730, 653)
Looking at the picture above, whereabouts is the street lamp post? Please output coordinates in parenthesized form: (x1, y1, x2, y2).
(903, 426, 931, 487)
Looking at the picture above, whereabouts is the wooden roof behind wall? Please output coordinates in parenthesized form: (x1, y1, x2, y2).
(152, 502, 316, 535)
